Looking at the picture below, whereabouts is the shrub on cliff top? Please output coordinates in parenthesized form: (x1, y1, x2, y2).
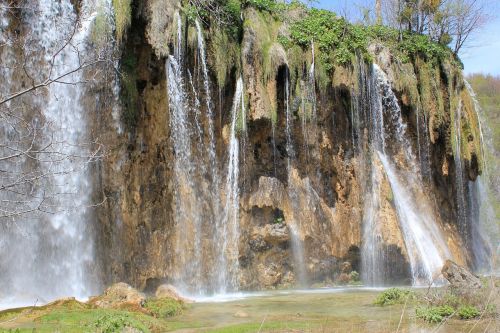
(280, 6, 455, 71)
(286, 9, 369, 69)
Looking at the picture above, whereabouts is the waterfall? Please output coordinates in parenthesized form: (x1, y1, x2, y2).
(463, 81, 496, 272)
(167, 16, 242, 295)
(195, 20, 220, 195)
(452, 99, 469, 239)
(468, 178, 495, 272)
(416, 106, 432, 180)
(360, 63, 450, 286)
(175, 12, 182, 62)
(283, 67, 308, 286)
(358, 61, 387, 285)
(309, 41, 317, 128)
(0, 0, 101, 307)
(378, 153, 450, 284)
(166, 55, 205, 293)
(217, 77, 244, 292)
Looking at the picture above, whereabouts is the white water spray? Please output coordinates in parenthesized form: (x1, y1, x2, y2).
(218, 77, 245, 292)
(0, 0, 102, 308)
(361, 63, 451, 285)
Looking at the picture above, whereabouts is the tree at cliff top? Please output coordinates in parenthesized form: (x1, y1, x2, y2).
(381, 0, 493, 54)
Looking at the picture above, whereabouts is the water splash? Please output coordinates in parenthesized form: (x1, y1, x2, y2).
(289, 224, 308, 287)
(0, 0, 101, 306)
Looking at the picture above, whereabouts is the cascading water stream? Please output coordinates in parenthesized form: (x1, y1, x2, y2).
(359, 61, 387, 285)
(195, 20, 220, 197)
(166, 54, 205, 293)
(0, 0, 102, 307)
(463, 80, 496, 272)
(167, 15, 218, 294)
(452, 99, 469, 239)
(217, 77, 245, 292)
(360, 63, 450, 285)
(167, 16, 243, 295)
(283, 67, 308, 286)
(378, 153, 450, 284)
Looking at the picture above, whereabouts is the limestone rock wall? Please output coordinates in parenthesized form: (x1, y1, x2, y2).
(92, 0, 482, 291)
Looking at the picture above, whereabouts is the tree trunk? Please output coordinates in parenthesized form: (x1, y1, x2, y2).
(376, 0, 382, 25)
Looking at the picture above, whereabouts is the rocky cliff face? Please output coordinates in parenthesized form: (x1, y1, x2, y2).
(90, 0, 485, 292)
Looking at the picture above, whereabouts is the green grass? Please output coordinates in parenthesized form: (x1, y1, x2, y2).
(0, 304, 165, 333)
(204, 320, 319, 333)
(2, 289, 496, 332)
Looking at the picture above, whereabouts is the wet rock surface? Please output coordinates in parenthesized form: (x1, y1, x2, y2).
(88, 283, 145, 310)
(441, 260, 482, 290)
(89, 0, 478, 292)
(155, 284, 191, 303)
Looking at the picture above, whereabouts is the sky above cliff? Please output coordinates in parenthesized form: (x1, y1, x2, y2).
(314, 0, 500, 75)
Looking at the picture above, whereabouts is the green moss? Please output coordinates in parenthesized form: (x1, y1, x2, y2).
(144, 298, 184, 318)
(210, 27, 241, 88)
(120, 52, 139, 129)
(249, 10, 283, 84)
(91, 3, 114, 47)
(112, 0, 132, 42)
(449, 85, 483, 172)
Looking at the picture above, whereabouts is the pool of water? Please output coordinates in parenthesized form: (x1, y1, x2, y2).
(165, 287, 496, 332)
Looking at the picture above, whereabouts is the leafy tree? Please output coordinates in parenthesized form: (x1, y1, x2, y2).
(382, 0, 491, 54)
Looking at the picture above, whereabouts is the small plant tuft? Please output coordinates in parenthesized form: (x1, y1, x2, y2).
(416, 305, 454, 323)
(457, 305, 480, 319)
(92, 313, 149, 333)
(349, 271, 360, 282)
(374, 288, 414, 306)
(144, 298, 184, 318)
